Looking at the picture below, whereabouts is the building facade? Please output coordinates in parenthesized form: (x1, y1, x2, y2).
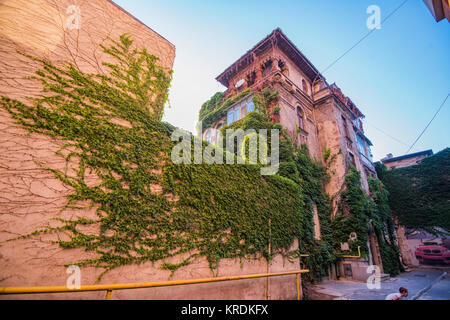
(423, 0, 450, 23)
(1, 2, 308, 300)
(379, 149, 433, 170)
(201, 28, 383, 280)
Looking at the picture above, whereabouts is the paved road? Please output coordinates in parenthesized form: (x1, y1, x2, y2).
(310, 268, 449, 300)
(418, 275, 450, 300)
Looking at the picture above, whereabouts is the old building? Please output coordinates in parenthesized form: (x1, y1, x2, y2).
(1, 2, 309, 300)
(423, 0, 450, 23)
(201, 28, 383, 280)
(379, 149, 434, 170)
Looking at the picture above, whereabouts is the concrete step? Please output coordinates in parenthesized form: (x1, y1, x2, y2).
(403, 266, 413, 272)
(380, 273, 390, 282)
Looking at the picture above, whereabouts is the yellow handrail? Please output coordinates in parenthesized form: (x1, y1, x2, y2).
(342, 246, 361, 258)
(0, 269, 309, 300)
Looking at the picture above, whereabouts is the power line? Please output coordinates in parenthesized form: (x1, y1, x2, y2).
(320, 0, 410, 75)
(364, 121, 409, 147)
(405, 91, 450, 154)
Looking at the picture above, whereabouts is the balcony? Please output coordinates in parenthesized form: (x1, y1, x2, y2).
(359, 152, 376, 173)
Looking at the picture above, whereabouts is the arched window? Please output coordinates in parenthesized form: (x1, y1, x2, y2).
(297, 107, 304, 130)
(204, 128, 213, 144)
(215, 123, 223, 144)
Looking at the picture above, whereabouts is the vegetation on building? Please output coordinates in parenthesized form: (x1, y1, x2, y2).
(0, 35, 322, 281)
(376, 148, 450, 235)
(1, 34, 405, 281)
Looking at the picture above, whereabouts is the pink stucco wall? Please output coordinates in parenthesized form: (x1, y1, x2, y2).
(0, 0, 304, 300)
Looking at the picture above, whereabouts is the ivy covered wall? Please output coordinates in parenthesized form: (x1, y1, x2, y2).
(331, 166, 403, 276)
(0, 33, 407, 284)
(376, 148, 450, 234)
(0, 35, 323, 281)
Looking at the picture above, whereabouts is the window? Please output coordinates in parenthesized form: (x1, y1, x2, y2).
(226, 96, 254, 125)
(302, 79, 308, 94)
(246, 71, 256, 87)
(215, 123, 223, 143)
(240, 104, 247, 119)
(348, 152, 356, 167)
(356, 135, 366, 157)
(297, 107, 304, 131)
(278, 60, 289, 76)
(204, 129, 213, 144)
(342, 116, 350, 138)
(247, 99, 254, 113)
(262, 60, 273, 77)
(227, 108, 235, 125)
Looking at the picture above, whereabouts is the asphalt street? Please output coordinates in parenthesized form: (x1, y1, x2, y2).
(309, 268, 449, 300)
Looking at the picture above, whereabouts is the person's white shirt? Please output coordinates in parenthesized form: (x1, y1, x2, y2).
(385, 292, 403, 300)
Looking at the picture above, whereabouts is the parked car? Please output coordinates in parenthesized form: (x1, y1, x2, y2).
(444, 251, 450, 265)
(415, 243, 449, 264)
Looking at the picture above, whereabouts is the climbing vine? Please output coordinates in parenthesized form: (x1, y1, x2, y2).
(208, 87, 337, 281)
(331, 166, 403, 275)
(1, 35, 312, 280)
(331, 166, 371, 258)
(368, 177, 403, 276)
(376, 148, 450, 235)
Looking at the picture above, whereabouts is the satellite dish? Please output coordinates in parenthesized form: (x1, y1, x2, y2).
(235, 79, 245, 88)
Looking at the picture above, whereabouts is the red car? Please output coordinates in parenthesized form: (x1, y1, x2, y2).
(415, 243, 450, 265)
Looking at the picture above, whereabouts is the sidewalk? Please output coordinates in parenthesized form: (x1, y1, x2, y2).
(307, 268, 448, 300)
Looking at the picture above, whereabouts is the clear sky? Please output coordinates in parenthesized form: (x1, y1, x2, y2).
(114, 0, 449, 162)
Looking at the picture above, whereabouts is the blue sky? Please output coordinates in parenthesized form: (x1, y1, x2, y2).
(114, 0, 449, 161)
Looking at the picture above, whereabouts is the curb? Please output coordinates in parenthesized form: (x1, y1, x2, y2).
(411, 272, 447, 300)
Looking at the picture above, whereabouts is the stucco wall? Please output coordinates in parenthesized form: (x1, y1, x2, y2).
(314, 97, 347, 202)
(0, 0, 302, 300)
(383, 154, 429, 170)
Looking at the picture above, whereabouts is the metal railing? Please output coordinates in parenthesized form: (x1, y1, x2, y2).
(0, 269, 309, 300)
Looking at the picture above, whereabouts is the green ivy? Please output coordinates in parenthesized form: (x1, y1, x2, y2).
(376, 149, 450, 235)
(0, 35, 313, 281)
(207, 87, 337, 281)
(331, 166, 403, 275)
(198, 91, 224, 120)
(198, 89, 252, 130)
